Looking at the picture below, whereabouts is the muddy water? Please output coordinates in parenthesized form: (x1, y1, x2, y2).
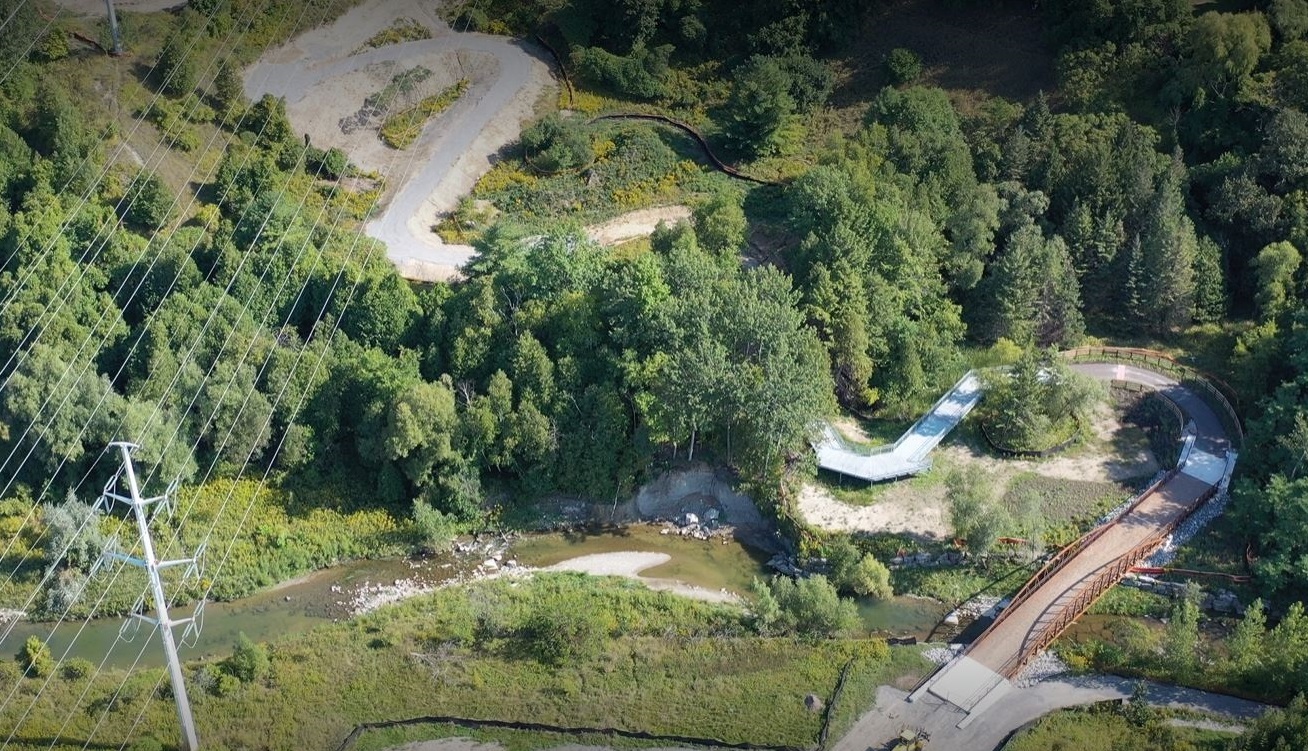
(1, 527, 947, 669)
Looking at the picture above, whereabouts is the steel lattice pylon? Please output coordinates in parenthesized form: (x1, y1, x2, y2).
(100, 442, 199, 751)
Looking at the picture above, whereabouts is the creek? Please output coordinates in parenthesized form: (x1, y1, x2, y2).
(0, 525, 947, 669)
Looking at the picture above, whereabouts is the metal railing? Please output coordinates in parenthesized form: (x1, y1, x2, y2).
(997, 480, 1222, 678)
(1061, 346, 1243, 447)
(967, 466, 1180, 659)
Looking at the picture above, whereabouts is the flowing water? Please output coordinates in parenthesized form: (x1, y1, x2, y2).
(1, 526, 947, 669)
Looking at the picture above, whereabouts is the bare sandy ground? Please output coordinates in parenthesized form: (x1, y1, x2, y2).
(546, 551, 741, 604)
(584, 205, 691, 245)
(799, 401, 1160, 538)
(245, 0, 554, 281)
(352, 550, 741, 615)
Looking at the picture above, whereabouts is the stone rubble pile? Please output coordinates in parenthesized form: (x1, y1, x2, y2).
(922, 645, 962, 665)
(1014, 650, 1070, 688)
(1148, 489, 1231, 567)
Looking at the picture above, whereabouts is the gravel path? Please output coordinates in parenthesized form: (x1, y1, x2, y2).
(245, 0, 554, 282)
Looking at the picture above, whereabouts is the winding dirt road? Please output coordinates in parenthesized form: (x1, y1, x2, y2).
(244, 0, 554, 281)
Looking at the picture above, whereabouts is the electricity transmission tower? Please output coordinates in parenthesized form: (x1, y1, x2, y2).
(104, 0, 123, 55)
(100, 442, 200, 751)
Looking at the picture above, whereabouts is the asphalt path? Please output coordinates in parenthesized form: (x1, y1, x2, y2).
(834, 676, 1268, 751)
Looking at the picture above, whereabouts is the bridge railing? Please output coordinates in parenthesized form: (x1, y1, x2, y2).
(1061, 346, 1243, 447)
(997, 480, 1222, 678)
(966, 465, 1181, 659)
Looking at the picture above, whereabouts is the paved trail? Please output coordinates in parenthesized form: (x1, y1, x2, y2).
(833, 676, 1268, 751)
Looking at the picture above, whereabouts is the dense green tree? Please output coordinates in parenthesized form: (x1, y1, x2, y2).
(520, 114, 592, 174)
(884, 48, 922, 86)
(692, 191, 747, 258)
(978, 347, 1101, 452)
(1227, 598, 1268, 682)
(724, 56, 795, 157)
(40, 498, 111, 574)
(1260, 109, 1308, 191)
(1252, 241, 1302, 322)
(1272, 0, 1308, 41)
(768, 575, 859, 638)
(222, 633, 269, 684)
(338, 271, 420, 352)
(16, 636, 53, 679)
(826, 538, 893, 599)
(804, 261, 875, 407)
(1192, 235, 1228, 323)
(155, 30, 199, 97)
(1164, 589, 1201, 678)
(1184, 12, 1272, 98)
(213, 59, 245, 114)
(1234, 473, 1308, 602)
(572, 43, 671, 100)
(945, 467, 1006, 554)
(981, 188, 1084, 347)
(1134, 152, 1198, 332)
(122, 171, 174, 231)
(0, 1, 45, 68)
(1231, 695, 1308, 751)
(382, 379, 461, 494)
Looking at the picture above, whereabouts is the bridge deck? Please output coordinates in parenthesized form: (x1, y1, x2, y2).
(921, 361, 1235, 720)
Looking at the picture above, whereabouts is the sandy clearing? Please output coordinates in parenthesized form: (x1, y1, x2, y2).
(245, 0, 555, 282)
(547, 551, 741, 604)
(798, 482, 952, 538)
(544, 551, 672, 576)
(800, 400, 1160, 538)
(352, 550, 741, 615)
(584, 205, 691, 245)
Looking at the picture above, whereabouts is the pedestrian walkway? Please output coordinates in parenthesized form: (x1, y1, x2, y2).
(814, 371, 983, 482)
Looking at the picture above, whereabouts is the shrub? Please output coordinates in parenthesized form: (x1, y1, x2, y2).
(521, 607, 612, 665)
(61, 657, 94, 680)
(356, 17, 431, 52)
(379, 80, 468, 149)
(520, 113, 593, 174)
(17, 636, 54, 678)
(222, 633, 269, 684)
(454, 7, 489, 32)
(213, 671, 241, 697)
(885, 48, 923, 85)
(123, 170, 174, 230)
(572, 44, 672, 100)
(412, 498, 457, 553)
(769, 575, 859, 638)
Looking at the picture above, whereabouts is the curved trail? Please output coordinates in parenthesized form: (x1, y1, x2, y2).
(245, 0, 553, 281)
(831, 352, 1242, 749)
